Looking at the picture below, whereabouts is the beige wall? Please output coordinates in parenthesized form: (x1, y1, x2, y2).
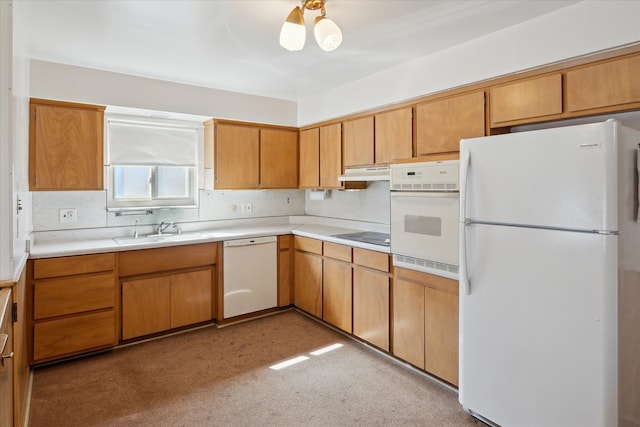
(29, 60, 297, 127)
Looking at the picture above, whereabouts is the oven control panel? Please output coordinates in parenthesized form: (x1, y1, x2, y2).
(390, 160, 459, 191)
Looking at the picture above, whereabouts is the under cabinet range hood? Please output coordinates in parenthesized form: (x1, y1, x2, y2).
(338, 165, 390, 182)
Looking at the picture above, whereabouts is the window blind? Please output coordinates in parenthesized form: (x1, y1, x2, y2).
(107, 119, 197, 166)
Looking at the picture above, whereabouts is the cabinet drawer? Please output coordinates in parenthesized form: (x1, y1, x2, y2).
(33, 253, 115, 279)
(353, 248, 389, 272)
(278, 235, 291, 250)
(323, 242, 351, 262)
(33, 311, 115, 361)
(294, 236, 322, 255)
(34, 273, 115, 319)
(118, 242, 217, 277)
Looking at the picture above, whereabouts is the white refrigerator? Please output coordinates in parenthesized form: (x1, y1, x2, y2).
(458, 119, 639, 427)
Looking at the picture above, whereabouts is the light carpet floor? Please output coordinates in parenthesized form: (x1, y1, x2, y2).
(29, 310, 480, 426)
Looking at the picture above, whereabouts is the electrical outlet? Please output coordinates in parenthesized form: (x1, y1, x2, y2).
(242, 202, 253, 214)
(59, 208, 77, 224)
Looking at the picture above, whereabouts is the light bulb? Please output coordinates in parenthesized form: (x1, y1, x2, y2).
(279, 6, 306, 51)
(314, 16, 342, 52)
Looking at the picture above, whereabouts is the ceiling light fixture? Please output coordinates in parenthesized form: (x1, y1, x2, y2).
(279, 0, 342, 52)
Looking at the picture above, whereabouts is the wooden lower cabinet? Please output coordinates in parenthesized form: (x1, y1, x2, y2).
(277, 235, 293, 307)
(293, 250, 323, 318)
(33, 311, 115, 361)
(0, 289, 14, 427)
(121, 269, 213, 340)
(122, 276, 171, 339)
(29, 253, 117, 364)
(393, 267, 459, 386)
(118, 243, 217, 341)
(393, 278, 425, 369)
(171, 270, 213, 328)
(323, 257, 352, 333)
(353, 265, 390, 351)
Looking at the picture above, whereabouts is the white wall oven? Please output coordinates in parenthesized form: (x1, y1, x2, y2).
(390, 160, 459, 280)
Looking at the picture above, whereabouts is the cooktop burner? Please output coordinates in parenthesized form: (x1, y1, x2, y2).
(332, 231, 390, 247)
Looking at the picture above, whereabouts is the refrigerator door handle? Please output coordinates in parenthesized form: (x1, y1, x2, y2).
(459, 149, 471, 295)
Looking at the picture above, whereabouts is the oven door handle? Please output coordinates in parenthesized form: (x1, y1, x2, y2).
(459, 149, 471, 295)
(390, 191, 459, 198)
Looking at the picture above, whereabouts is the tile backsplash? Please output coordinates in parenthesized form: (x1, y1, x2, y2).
(31, 181, 390, 238)
(32, 189, 306, 233)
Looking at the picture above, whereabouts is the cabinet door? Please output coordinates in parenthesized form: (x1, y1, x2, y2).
(214, 123, 260, 189)
(566, 54, 640, 113)
(343, 116, 374, 167)
(278, 236, 292, 307)
(393, 277, 425, 369)
(293, 251, 323, 318)
(170, 269, 212, 329)
(299, 128, 320, 188)
(122, 276, 171, 339)
(490, 73, 562, 126)
(260, 128, 298, 188)
(29, 100, 104, 191)
(416, 91, 485, 155)
(323, 258, 352, 333)
(319, 123, 342, 188)
(0, 290, 13, 427)
(425, 286, 459, 386)
(374, 107, 413, 164)
(353, 267, 390, 351)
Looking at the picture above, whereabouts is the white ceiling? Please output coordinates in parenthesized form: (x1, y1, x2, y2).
(18, 0, 580, 102)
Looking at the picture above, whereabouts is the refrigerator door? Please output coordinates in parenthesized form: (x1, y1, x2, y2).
(460, 120, 618, 232)
(459, 223, 618, 427)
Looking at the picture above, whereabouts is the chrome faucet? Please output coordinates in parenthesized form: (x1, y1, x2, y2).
(133, 219, 139, 238)
(157, 221, 181, 235)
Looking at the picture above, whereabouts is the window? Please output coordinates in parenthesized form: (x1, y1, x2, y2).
(106, 117, 200, 210)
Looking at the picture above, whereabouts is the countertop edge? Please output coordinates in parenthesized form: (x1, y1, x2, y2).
(28, 223, 391, 259)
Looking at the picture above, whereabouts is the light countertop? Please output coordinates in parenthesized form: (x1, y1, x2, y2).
(28, 223, 390, 259)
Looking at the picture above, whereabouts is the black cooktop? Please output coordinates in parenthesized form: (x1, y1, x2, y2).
(332, 231, 390, 247)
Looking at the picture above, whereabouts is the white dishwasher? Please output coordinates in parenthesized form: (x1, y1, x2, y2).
(223, 236, 277, 319)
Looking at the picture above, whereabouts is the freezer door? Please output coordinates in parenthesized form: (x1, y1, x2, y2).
(459, 224, 617, 427)
(460, 120, 618, 232)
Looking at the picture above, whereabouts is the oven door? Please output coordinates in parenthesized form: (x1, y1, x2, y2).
(390, 191, 459, 279)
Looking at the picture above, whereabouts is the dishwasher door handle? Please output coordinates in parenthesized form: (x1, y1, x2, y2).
(223, 235, 277, 248)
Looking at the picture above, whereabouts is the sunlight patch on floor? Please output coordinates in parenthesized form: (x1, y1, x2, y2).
(269, 356, 309, 370)
(269, 342, 344, 370)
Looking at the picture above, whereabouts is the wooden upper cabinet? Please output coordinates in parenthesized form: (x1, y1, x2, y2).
(260, 128, 298, 188)
(212, 122, 298, 190)
(319, 123, 342, 189)
(565, 53, 640, 114)
(490, 73, 562, 127)
(299, 128, 320, 188)
(343, 116, 374, 167)
(416, 91, 485, 155)
(214, 123, 260, 189)
(374, 107, 413, 163)
(29, 98, 105, 191)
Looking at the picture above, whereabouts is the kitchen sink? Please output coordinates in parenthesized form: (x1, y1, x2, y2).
(113, 231, 209, 245)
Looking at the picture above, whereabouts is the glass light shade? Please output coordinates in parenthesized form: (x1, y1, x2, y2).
(279, 7, 306, 51)
(313, 16, 342, 52)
